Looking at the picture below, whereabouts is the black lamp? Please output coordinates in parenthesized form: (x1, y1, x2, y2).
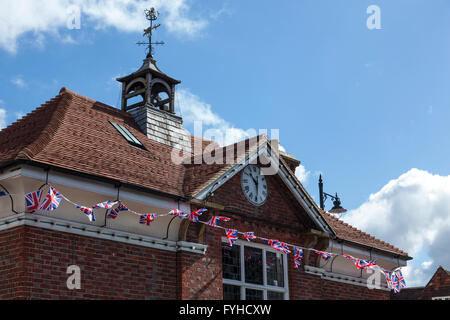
(318, 175, 347, 214)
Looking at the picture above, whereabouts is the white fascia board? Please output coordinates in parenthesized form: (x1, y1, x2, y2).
(328, 239, 408, 267)
(7, 165, 190, 213)
(194, 142, 333, 234)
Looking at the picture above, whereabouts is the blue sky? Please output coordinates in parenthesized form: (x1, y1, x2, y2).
(0, 0, 449, 287)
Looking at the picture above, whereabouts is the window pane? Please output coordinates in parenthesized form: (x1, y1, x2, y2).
(266, 251, 284, 287)
(222, 243, 241, 281)
(245, 288, 263, 300)
(267, 291, 284, 300)
(244, 246, 263, 285)
(223, 284, 241, 300)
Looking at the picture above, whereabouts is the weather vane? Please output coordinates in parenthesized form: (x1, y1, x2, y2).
(136, 8, 165, 58)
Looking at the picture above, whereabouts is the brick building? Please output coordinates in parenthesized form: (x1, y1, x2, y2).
(0, 48, 411, 300)
(391, 266, 449, 300)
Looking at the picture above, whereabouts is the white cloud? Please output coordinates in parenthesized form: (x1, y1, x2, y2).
(0, 109, 7, 129)
(176, 88, 256, 146)
(343, 168, 450, 286)
(295, 164, 310, 183)
(11, 75, 26, 88)
(0, 0, 208, 53)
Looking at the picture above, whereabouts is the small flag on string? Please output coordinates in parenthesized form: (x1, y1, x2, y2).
(207, 216, 230, 227)
(93, 200, 117, 210)
(244, 232, 256, 241)
(395, 269, 406, 289)
(188, 208, 207, 223)
(262, 239, 291, 254)
(311, 249, 333, 260)
(294, 247, 303, 269)
(0, 190, 7, 197)
(225, 229, 238, 246)
(107, 202, 128, 219)
(384, 271, 393, 289)
(77, 206, 95, 222)
(341, 254, 357, 262)
(355, 259, 377, 270)
(391, 273, 400, 293)
(39, 186, 63, 211)
(140, 214, 156, 226)
(169, 209, 186, 218)
(25, 190, 42, 212)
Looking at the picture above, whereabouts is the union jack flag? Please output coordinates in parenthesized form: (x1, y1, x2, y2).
(93, 200, 117, 210)
(140, 214, 156, 226)
(384, 271, 393, 289)
(107, 202, 128, 219)
(244, 232, 256, 241)
(225, 229, 238, 246)
(207, 216, 230, 227)
(391, 273, 400, 293)
(341, 254, 357, 262)
(77, 206, 95, 222)
(39, 186, 63, 211)
(355, 259, 377, 270)
(25, 190, 42, 212)
(169, 209, 186, 218)
(311, 249, 333, 260)
(188, 208, 207, 223)
(294, 247, 303, 269)
(395, 269, 406, 289)
(263, 239, 291, 254)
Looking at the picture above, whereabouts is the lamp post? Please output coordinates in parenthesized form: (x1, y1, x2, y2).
(318, 175, 347, 215)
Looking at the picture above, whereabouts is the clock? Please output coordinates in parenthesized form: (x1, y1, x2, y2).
(241, 165, 268, 206)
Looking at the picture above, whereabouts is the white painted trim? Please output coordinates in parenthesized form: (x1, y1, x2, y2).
(0, 213, 207, 255)
(328, 239, 408, 267)
(6, 166, 189, 212)
(221, 238, 290, 300)
(304, 265, 391, 291)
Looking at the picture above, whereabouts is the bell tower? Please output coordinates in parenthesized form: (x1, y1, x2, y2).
(117, 8, 191, 153)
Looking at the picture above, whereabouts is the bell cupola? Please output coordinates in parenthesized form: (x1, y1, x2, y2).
(117, 8, 191, 153)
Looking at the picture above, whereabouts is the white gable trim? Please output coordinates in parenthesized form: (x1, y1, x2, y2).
(193, 142, 334, 234)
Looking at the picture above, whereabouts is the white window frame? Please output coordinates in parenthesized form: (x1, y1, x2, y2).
(222, 238, 290, 300)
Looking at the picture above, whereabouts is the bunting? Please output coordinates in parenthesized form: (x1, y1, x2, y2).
(25, 190, 42, 212)
(77, 206, 96, 222)
(16, 182, 407, 294)
(207, 216, 230, 227)
(294, 247, 303, 269)
(39, 186, 63, 211)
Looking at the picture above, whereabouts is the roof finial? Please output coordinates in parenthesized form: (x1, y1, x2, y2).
(136, 8, 165, 58)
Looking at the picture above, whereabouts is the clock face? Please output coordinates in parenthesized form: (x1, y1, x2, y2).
(241, 165, 268, 206)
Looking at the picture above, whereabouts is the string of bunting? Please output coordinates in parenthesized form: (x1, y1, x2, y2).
(1, 185, 406, 293)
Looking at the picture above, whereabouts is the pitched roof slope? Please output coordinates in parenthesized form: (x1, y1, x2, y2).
(320, 209, 410, 258)
(0, 88, 410, 259)
(0, 88, 187, 197)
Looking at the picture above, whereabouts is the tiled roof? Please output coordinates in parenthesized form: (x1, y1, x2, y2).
(0, 88, 410, 258)
(0, 88, 186, 197)
(320, 209, 410, 258)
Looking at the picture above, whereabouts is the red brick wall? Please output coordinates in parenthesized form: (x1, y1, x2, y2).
(419, 267, 450, 300)
(179, 169, 389, 300)
(0, 226, 28, 299)
(1, 225, 177, 300)
(0, 169, 389, 300)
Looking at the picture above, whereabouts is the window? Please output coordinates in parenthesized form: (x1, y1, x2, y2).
(110, 121, 145, 149)
(222, 239, 289, 300)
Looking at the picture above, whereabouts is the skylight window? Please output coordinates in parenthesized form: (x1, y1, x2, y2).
(110, 121, 145, 149)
